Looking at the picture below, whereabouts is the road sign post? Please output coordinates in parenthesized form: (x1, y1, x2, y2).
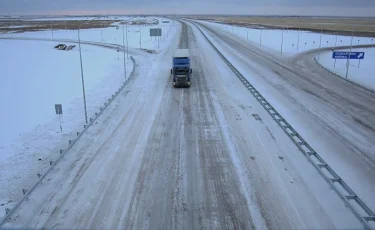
(150, 28, 162, 49)
(318, 29, 323, 61)
(332, 51, 364, 73)
(55, 104, 63, 132)
(346, 25, 355, 79)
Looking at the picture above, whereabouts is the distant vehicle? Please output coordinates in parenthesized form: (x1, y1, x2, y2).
(171, 49, 192, 87)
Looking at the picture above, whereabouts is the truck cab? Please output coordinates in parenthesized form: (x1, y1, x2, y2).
(171, 49, 192, 87)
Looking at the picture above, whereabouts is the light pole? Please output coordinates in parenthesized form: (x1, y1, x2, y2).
(126, 24, 129, 59)
(318, 28, 323, 61)
(122, 24, 127, 80)
(334, 27, 338, 49)
(281, 28, 284, 55)
(345, 25, 355, 79)
(297, 28, 300, 50)
(77, 16, 100, 124)
(51, 21, 54, 39)
(140, 26, 142, 49)
(101, 24, 103, 42)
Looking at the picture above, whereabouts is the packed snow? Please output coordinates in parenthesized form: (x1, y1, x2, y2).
(316, 48, 375, 91)
(198, 20, 375, 57)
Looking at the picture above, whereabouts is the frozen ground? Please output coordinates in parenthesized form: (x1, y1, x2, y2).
(316, 48, 375, 91)
(197, 20, 375, 57)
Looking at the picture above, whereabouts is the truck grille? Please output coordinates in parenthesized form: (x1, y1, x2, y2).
(177, 77, 187, 83)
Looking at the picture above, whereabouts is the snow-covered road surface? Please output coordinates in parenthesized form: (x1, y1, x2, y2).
(1, 21, 371, 229)
(191, 19, 375, 224)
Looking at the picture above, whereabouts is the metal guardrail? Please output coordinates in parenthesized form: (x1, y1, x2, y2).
(188, 20, 375, 230)
(0, 56, 136, 228)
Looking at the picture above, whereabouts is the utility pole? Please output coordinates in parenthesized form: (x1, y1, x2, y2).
(345, 25, 355, 79)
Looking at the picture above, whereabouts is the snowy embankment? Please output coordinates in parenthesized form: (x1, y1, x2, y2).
(198, 20, 375, 57)
(316, 48, 375, 91)
(0, 17, 177, 218)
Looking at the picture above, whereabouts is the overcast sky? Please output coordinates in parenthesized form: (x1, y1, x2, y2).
(1, 0, 375, 16)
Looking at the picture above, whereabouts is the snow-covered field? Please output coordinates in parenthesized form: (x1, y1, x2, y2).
(198, 20, 375, 57)
(0, 17, 177, 218)
(3, 16, 158, 23)
(0, 39, 133, 215)
(1, 17, 176, 51)
(316, 48, 375, 91)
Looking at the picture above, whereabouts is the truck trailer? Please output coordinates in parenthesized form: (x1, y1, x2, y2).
(171, 49, 192, 87)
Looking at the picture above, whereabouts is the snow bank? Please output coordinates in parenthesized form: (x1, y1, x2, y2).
(198, 20, 375, 57)
(316, 48, 375, 91)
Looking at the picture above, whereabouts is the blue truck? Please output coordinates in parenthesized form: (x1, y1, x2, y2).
(171, 49, 192, 87)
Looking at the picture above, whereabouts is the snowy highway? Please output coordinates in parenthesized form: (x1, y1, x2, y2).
(2, 20, 375, 229)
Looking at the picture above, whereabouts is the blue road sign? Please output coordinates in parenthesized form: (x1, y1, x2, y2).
(332, 51, 365, 59)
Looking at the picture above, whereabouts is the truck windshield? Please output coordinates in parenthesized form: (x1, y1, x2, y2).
(173, 58, 189, 65)
(175, 69, 189, 75)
